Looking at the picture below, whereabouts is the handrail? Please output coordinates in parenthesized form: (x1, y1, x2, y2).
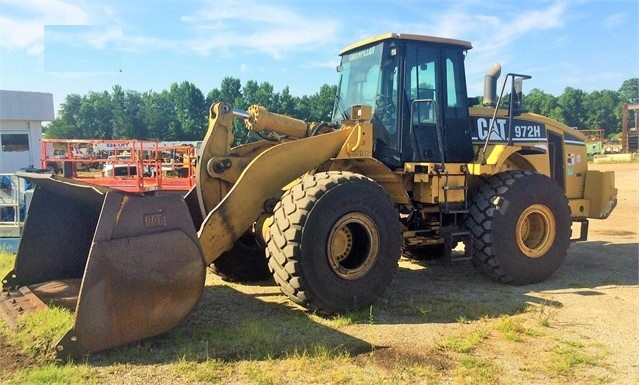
(40, 139, 197, 193)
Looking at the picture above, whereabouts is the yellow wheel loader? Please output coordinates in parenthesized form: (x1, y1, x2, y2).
(1, 33, 617, 359)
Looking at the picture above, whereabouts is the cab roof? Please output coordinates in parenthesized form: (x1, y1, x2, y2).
(339, 33, 473, 55)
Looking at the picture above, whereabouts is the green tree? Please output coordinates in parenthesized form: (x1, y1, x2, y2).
(583, 90, 619, 136)
(279, 86, 296, 116)
(44, 94, 83, 138)
(241, 80, 258, 110)
(618, 78, 639, 104)
(307, 84, 337, 122)
(169, 81, 207, 140)
(524, 88, 557, 117)
(210, 77, 243, 107)
(77, 91, 114, 139)
(111, 86, 147, 139)
(294, 95, 311, 122)
(143, 90, 178, 140)
(126, 90, 147, 138)
(618, 78, 638, 130)
(556, 87, 587, 128)
(242, 81, 277, 111)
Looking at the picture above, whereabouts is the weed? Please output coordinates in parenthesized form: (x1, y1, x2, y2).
(367, 305, 377, 356)
(544, 339, 599, 376)
(238, 347, 359, 385)
(592, 374, 615, 384)
(526, 298, 561, 327)
(403, 296, 493, 322)
(0, 251, 14, 277)
(454, 356, 500, 385)
(173, 358, 226, 383)
(496, 316, 541, 342)
(391, 363, 441, 385)
(240, 360, 276, 385)
(436, 328, 490, 353)
(8, 307, 73, 360)
(326, 313, 356, 328)
(7, 362, 99, 385)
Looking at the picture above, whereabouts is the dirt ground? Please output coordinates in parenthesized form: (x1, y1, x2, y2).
(347, 161, 639, 383)
(1, 162, 637, 384)
(214, 162, 638, 384)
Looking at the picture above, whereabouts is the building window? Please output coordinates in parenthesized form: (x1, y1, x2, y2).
(1, 134, 30, 152)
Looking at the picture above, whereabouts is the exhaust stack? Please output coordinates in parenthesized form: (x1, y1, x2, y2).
(483, 63, 502, 107)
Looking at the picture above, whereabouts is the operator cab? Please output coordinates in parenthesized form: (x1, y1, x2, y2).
(332, 33, 475, 168)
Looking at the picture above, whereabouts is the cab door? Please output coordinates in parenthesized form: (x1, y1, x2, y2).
(400, 42, 474, 164)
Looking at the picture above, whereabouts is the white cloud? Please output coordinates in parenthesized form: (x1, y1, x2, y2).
(416, 1, 572, 94)
(602, 12, 627, 29)
(178, 2, 341, 58)
(46, 25, 122, 50)
(0, 0, 92, 55)
(559, 70, 624, 91)
(0, 16, 44, 52)
(84, 26, 122, 50)
(310, 58, 340, 70)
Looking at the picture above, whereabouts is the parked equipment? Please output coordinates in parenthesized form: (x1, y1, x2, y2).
(40, 139, 198, 193)
(1, 33, 617, 359)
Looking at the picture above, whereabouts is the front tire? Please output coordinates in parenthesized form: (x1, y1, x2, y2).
(211, 233, 270, 282)
(465, 170, 571, 285)
(267, 171, 401, 314)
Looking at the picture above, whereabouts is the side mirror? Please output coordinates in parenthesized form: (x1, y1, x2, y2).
(510, 77, 523, 116)
(509, 75, 530, 117)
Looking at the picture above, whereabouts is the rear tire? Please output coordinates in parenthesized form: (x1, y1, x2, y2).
(267, 171, 401, 314)
(465, 170, 571, 284)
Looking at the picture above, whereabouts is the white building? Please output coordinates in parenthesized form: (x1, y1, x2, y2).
(0, 90, 54, 173)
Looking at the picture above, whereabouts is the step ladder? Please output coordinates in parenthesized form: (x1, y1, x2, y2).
(440, 168, 472, 262)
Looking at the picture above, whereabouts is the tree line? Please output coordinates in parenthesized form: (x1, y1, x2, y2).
(46, 77, 637, 144)
(524, 78, 637, 138)
(45, 77, 336, 146)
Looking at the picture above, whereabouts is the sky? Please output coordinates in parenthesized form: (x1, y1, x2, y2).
(1, 0, 638, 118)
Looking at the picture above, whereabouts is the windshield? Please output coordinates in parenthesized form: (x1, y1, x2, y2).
(332, 42, 386, 122)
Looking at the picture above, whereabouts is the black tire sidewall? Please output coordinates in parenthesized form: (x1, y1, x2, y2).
(297, 177, 401, 311)
(486, 172, 571, 284)
(212, 233, 270, 282)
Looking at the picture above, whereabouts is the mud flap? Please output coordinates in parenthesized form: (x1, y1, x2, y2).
(1, 172, 206, 359)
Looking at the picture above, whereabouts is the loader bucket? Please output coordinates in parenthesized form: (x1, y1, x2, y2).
(0, 172, 206, 359)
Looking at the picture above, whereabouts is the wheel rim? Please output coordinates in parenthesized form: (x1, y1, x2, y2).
(327, 212, 379, 280)
(516, 204, 556, 258)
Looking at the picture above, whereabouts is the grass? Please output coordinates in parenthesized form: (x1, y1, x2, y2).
(496, 316, 542, 342)
(0, 251, 619, 384)
(0, 252, 74, 360)
(544, 341, 597, 377)
(524, 298, 562, 327)
(454, 356, 500, 385)
(435, 328, 491, 353)
(403, 296, 496, 322)
(7, 307, 73, 359)
(173, 358, 227, 383)
(5, 363, 99, 385)
(0, 251, 13, 277)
